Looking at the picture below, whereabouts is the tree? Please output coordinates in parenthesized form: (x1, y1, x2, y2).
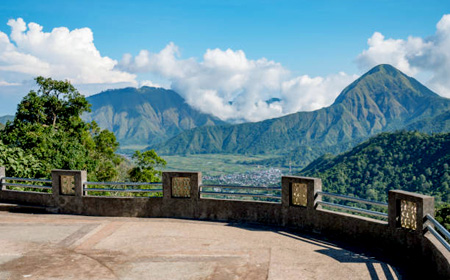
(13, 76, 90, 128)
(436, 204, 450, 232)
(1, 77, 121, 180)
(89, 121, 122, 181)
(128, 150, 167, 182)
(0, 141, 42, 178)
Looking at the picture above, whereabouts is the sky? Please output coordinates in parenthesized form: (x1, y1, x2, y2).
(0, 0, 449, 121)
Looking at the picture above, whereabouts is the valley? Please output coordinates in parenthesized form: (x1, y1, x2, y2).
(162, 153, 289, 176)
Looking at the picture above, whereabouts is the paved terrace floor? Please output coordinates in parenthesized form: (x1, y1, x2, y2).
(0, 212, 405, 280)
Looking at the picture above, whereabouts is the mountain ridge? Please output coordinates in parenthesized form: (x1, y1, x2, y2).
(83, 86, 226, 150)
(152, 64, 450, 168)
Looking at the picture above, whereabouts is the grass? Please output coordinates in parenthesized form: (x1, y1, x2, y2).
(161, 154, 289, 176)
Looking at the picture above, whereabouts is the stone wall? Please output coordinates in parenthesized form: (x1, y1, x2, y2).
(0, 167, 449, 278)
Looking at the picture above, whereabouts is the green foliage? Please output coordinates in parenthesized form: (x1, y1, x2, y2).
(436, 204, 450, 231)
(0, 141, 42, 178)
(89, 122, 123, 181)
(14, 76, 91, 128)
(1, 77, 122, 180)
(300, 131, 450, 203)
(128, 150, 166, 182)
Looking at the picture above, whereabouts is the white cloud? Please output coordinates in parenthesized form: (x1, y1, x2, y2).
(0, 80, 20, 86)
(357, 14, 450, 97)
(3, 16, 450, 122)
(281, 72, 358, 113)
(0, 18, 136, 85)
(140, 80, 163, 88)
(0, 18, 360, 122)
(119, 44, 354, 122)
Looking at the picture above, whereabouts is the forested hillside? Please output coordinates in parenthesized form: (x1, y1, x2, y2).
(300, 131, 450, 204)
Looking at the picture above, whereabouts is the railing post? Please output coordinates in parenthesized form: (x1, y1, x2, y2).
(162, 171, 202, 200)
(0, 166, 5, 191)
(281, 176, 322, 227)
(161, 171, 202, 218)
(282, 176, 322, 210)
(51, 169, 87, 198)
(388, 190, 435, 233)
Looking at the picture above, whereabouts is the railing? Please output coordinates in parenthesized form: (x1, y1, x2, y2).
(1, 176, 52, 191)
(83, 181, 163, 196)
(426, 214, 450, 252)
(317, 191, 388, 219)
(200, 184, 282, 203)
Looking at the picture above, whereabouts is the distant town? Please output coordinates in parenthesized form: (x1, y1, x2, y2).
(203, 168, 283, 187)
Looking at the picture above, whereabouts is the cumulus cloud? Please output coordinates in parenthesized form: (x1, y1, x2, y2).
(0, 18, 359, 121)
(119, 44, 355, 122)
(0, 18, 135, 85)
(3, 16, 450, 121)
(140, 80, 163, 88)
(281, 72, 357, 114)
(357, 14, 450, 97)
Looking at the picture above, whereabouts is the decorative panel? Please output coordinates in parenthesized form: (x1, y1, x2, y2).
(400, 200, 417, 230)
(172, 177, 191, 198)
(60, 175, 75, 195)
(291, 182, 307, 206)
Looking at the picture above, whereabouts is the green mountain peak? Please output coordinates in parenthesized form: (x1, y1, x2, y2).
(153, 64, 450, 169)
(334, 64, 438, 106)
(83, 86, 226, 151)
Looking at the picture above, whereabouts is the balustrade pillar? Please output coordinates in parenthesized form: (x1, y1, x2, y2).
(51, 169, 87, 198)
(282, 176, 322, 210)
(388, 190, 435, 233)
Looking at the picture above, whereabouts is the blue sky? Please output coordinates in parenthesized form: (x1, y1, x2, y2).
(0, 0, 450, 120)
(1, 0, 446, 75)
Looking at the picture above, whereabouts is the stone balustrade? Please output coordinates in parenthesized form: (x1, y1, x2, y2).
(0, 167, 449, 278)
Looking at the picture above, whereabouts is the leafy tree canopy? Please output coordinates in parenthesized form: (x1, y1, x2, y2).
(14, 76, 91, 128)
(128, 150, 167, 182)
(0, 140, 42, 178)
(1, 77, 121, 180)
(436, 203, 450, 231)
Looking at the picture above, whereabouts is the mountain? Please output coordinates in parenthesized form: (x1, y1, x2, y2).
(153, 64, 450, 165)
(0, 115, 14, 130)
(406, 111, 450, 133)
(83, 87, 226, 151)
(299, 131, 450, 204)
(0, 115, 14, 125)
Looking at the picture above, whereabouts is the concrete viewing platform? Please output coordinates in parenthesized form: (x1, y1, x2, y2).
(0, 212, 405, 280)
